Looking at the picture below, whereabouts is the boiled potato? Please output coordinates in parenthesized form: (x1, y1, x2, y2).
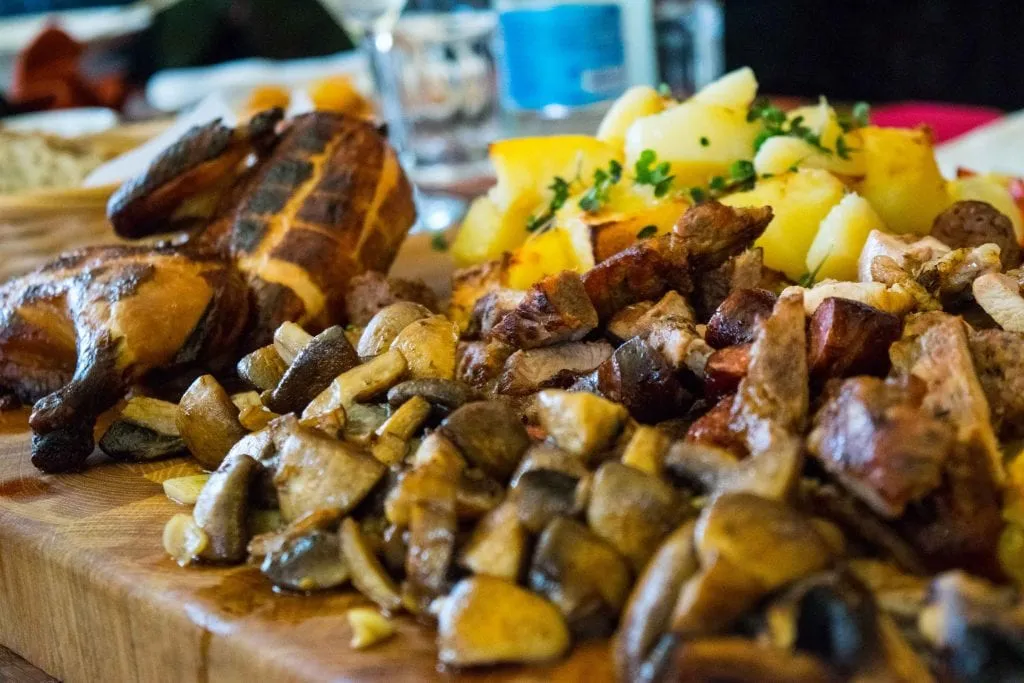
(625, 69, 760, 187)
(598, 85, 667, 152)
(720, 168, 846, 279)
(753, 128, 865, 178)
(556, 182, 688, 262)
(805, 192, 885, 282)
(950, 174, 1024, 243)
(489, 135, 622, 209)
(450, 192, 539, 266)
(854, 126, 952, 235)
(506, 227, 588, 290)
(691, 66, 758, 109)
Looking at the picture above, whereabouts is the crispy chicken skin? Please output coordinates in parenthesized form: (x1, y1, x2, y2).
(0, 112, 417, 472)
(1, 246, 249, 471)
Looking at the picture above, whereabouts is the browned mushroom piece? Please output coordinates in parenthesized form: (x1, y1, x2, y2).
(663, 638, 838, 683)
(99, 397, 187, 462)
(534, 389, 628, 463)
(356, 301, 432, 357)
(439, 400, 530, 480)
(459, 501, 529, 581)
(176, 374, 249, 470)
(510, 443, 589, 487)
(384, 432, 464, 528)
(807, 375, 954, 519)
(918, 571, 1024, 681)
(577, 337, 691, 424)
(237, 344, 289, 392)
(343, 270, 439, 326)
(704, 288, 777, 349)
(587, 461, 684, 572)
(272, 419, 386, 522)
(489, 271, 599, 349)
(386, 377, 477, 417)
(403, 447, 460, 612)
(931, 200, 1021, 269)
(528, 517, 633, 638)
(702, 344, 750, 401)
(496, 341, 613, 395)
(436, 576, 570, 667)
(193, 452, 261, 563)
(259, 527, 349, 592)
(970, 328, 1024, 439)
(807, 297, 901, 382)
(339, 517, 403, 612)
(614, 521, 698, 683)
(511, 469, 586, 533)
(663, 439, 740, 493)
(265, 325, 359, 414)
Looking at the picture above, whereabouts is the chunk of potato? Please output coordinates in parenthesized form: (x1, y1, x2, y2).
(598, 85, 666, 152)
(720, 168, 846, 279)
(489, 135, 622, 209)
(753, 130, 865, 179)
(625, 100, 760, 187)
(950, 174, 1024, 243)
(854, 126, 952, 235)
(506, 227, 591, 290)
(555, 182, 688, 262)
(450, 193, 541, 267)
(805, 192, 886, 282)
(691, 66, 758, 109)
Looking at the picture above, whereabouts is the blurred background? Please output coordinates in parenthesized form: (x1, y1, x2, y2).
(0, 0, 1020, 228)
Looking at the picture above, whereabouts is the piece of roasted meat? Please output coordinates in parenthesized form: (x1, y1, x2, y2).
(0, 111, 416, 471)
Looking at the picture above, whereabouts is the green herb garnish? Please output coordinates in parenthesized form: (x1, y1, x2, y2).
(634, 149, 675, 198)
(658, 83, 673, 98)
(527, 176, 572, 233)
(430, 232, 449, 252)
(748, 96, 833, 156)
(700, 136, 710, 147)
(729, 160, 757, 190)
(578, 160, 623, 213)
(636, 225, 658, 240)
(688, 187, 706, 203)
(838, 101, 871, 132)
(798, 252, 830, 286)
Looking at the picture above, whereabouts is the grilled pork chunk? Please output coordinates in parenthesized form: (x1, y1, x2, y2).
(807, 297, 901, 382)
(343, 270, 439, 326)
(969, 328, 1024, 439)
(490, 271, 598, 349)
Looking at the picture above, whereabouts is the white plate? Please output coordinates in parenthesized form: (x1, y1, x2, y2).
(2, 107, 119, 137)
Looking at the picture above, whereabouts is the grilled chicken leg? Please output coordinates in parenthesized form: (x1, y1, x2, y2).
(1, 246, 249, 472)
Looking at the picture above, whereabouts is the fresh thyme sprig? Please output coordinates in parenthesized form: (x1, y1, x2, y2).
(526, 176, 573, 233)
(578, 159, 624, 213)
(634, 149, 675, 198)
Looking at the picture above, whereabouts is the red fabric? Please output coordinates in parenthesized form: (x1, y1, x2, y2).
(871, 102, 1004, 143)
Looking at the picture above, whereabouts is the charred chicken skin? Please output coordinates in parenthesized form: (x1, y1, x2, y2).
(0, 111, 416, 472)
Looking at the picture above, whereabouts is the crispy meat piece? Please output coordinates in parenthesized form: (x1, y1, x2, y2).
(606, 291, 694, 342)
(448, 257, 509, 332)
(807, 376, 954, 518)
(858, 230, 951, 283)
(969, 328, 1024, 440)
(703, 345, 750, 401)
(972, 272, 1024, 332)
(672, 201, 774, 273)
(704, 288, 777, 349)
(931, 200, 1022, 269)
(497, 342, 613, 396)
(343, 271, 439, 326)
(582, 234, 692, 322)
(576, 337, 691, 424)
(456, 340, 513, 390)
(801, 280, 918, 317)
(912, 244, 1003, 308)
(807, 297, 901, 382)
(686, 394, 747, 457)
(694, 248, 765, 320)
(490, 271, 598, 349)
(870, 256, 942, 312)
(467, 288, 527, 338)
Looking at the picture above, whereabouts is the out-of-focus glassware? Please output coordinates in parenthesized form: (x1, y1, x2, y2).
(393, 6, 500, 186)
(655, 0, 724, 97)
(318, 0, 411, 157)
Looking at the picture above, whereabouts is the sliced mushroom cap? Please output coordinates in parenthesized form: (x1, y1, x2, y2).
(695, 493, 836, 591)
(510, 443, 589, 488)
(176, 374, 248, 470)
(511, 469, 585, 534)
(339, 517, 403, 613)
(587, 461, 684, 572)
(357, 301, 431, 357)
(273, 322, 313, 365)
(664, 638, 837, 683)
(436, 576, 570, 667)
(273, 420, 386, 522)
(386, 378, 477, 417)
(193, 452, 260, 563)
(237, 344, 288, 393)
(459, 501, 529, 582)
(439, 401, 530, 480)
(614, 521, 698, 683)
(529, 517, 633, 638)
(535, 389, 628, 463)
(99, 396, 186, 461)
(302, 349, 407, 421)
(265, 326, 359, 414)
(389, 315, 460, 380)
(260, 528, 349, 592)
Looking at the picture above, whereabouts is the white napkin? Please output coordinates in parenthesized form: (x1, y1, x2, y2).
(936, 109, 1024, 178)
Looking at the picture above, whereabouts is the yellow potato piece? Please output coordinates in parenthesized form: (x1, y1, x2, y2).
(450, 193, 540, 266)
(753, 130, 865, 179)
(506, 227, 585, 290)
(721, 168, 846, 280)
(854, 126, 952, 235)
(806, 192, 886, 282)
(691, 66, 758, 109)
(598, 85, 666, 152)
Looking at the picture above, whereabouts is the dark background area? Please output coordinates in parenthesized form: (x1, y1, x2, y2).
(725, 0, 1024, 108)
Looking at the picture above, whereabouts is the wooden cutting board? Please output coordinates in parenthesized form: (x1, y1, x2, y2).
(0, 412, 615, 683)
